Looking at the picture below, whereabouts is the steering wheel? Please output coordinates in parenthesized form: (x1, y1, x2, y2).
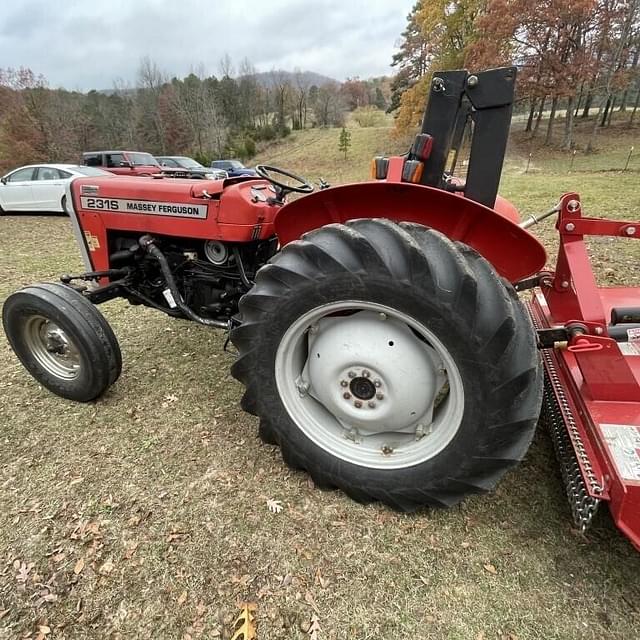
(255, 164, 314, 195)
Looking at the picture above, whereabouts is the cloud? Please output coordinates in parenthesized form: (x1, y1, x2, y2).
(0, 0, 414, 90)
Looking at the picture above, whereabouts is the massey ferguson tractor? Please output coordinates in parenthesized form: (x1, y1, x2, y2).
(3, 68, 639, 550)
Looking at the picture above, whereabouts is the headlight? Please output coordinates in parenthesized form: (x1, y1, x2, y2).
(204, 173, 219, 179)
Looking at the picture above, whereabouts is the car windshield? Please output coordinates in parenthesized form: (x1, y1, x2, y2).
(73, 166, 111, 177)
(127, 153, 159, 166)
(229, 160, 244, 169)
(176, 157, 204, 169)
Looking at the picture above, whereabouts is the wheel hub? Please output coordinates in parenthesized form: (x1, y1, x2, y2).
(349, 376, 376, 400)
(23, 316, 81, 380)
(303, 311, 440, 436)
(275, 301, 465, 470)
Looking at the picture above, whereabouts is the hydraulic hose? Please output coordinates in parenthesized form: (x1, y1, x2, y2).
(139, 235, 228, 329)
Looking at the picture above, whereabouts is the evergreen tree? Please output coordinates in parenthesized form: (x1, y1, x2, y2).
(338, 127, 351, 159)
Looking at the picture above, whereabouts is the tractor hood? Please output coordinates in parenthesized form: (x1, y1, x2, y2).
(71, 175, 227, 202)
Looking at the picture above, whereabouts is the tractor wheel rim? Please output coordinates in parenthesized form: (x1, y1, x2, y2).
(275, 301, 465, 470)
(23, 315, 81, 380)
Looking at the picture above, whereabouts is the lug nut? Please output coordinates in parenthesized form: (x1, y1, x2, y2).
(374, 379, 382, 388)
(381, 445, 394, 455)
(348, 371, 356, 378)
(626, 226, 636, 236)
(362, 370, 370, 378)
(354, 400, 363, 408)
(368, 401, 376, 409)
(343, 392, 351, 400)
(565, 223, 575, 232)
(340, 380, 348, 387)
(376, 392, 384, 400)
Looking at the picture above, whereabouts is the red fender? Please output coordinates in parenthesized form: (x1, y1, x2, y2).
(274, 181, 546, 283)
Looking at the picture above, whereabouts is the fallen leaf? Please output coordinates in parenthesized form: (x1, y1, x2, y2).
(483, 564, 498, 575)
(230, 602, 257, 640)
(461, 541, 471, 549)
(38, 626, 51, 635)
(16, 562, 33, 583)
(425, 615, 436, 623)
(99, 559, 114, 575)
(266, 498, 283, 513)
(314, 568, 327, 589)
(0, 609, 9, 620)
(304, 591, 320, 614)
(74, 558, 85, 575)
(308, 613, 321, 639)
(124, 542, 139, 560)
(177, 590, 188, 605)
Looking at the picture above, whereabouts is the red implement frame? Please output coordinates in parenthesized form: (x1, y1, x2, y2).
(530, 193, 640, 551)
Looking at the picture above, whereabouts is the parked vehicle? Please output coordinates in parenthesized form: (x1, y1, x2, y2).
(156, 156, 227, 180)
(82, 151, 162, 176)
(210, 159, 257, 177)
(0, 164, 112, 213)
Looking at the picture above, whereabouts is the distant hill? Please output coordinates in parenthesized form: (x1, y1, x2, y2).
(96, 69, 338, 95)
(247, 70, 337, 88)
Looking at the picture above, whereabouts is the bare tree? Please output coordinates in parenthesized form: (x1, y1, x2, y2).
(136, 56, 169, 153)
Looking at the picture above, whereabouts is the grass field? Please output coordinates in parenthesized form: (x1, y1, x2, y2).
(1, 115, 639, 640)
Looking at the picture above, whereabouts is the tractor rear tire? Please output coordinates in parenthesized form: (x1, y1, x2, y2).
(2, 283, 121, 402)
(231, 219, 543, 511)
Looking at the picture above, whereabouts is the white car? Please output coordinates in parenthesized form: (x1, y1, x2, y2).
(0, 164, 112, 214)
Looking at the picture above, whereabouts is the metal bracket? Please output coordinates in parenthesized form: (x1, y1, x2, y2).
(418, 66, 517, 208)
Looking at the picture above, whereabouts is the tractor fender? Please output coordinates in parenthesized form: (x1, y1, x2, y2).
(274, 181, 546, 283)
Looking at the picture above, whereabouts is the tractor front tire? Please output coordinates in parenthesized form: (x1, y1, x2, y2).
(2, 283, 121, 402)
(231, 219, 543, 510)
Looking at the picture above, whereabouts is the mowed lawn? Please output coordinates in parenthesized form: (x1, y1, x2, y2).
(1, 119, 639, 640)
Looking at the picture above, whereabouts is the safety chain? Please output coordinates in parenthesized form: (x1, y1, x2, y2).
(527, 303, 602, 531)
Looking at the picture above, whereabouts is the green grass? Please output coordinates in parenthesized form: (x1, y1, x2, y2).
(0, 117, 639, 640)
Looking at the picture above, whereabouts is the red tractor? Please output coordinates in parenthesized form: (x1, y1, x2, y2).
(3, 68, 639, 550)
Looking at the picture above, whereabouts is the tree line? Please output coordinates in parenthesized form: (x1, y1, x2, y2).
(0, 57, 390, 173)
(391, 0, 640, 150)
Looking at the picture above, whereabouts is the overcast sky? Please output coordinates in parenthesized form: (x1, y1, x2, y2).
(0, 0, 415, 90)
